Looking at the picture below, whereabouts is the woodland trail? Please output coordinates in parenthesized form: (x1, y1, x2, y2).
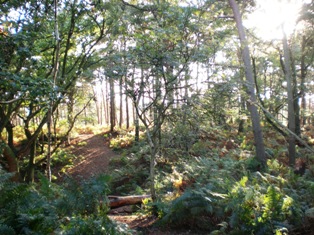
(67, 133, 118, 179)
(66, 133, 203, 234)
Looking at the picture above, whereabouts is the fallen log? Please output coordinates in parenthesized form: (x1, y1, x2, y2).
(108, 195, 151, 208)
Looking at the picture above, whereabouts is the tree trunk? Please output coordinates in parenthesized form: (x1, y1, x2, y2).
(109, 76, 116, 132)
(300, 36, 307, 126)
(119, 76, 123, 128)
(1, 140, 20, 181)
(134, 67, 141, 142)
(282, 28, 296, 167)
(93, 88, 101, 125)
(67, 89, 75, 144)
(125, 85, 130, 129)
(102, 80, 109, 125)
(108, 195, 151, 208)
(229, 0, 266, 166)
(47, 0, 61, 182)
(26, 142, 36, 183)
(289, 48, 301, 136)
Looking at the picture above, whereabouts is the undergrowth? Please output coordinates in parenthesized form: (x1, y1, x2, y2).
(108, 125, 314, 234)
(0, 167, 132, 234)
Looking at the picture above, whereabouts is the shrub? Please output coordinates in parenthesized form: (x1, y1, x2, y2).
(0, 169, 129, 234)
(159, 156, 312, 234)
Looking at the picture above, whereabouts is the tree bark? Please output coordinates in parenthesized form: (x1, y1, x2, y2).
(289, 48, 301, 137)
(108, 195, 151, 208)
(1, 140, 20, 181)
(229, 0, 266, 165)
(282, 28, 296, 167)
(300, 36, 307, 126)
(119, 76, 123, 128)
(109, 76, 116, 132)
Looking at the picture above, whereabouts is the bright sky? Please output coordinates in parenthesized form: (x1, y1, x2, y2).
(245, 0, 310, 40)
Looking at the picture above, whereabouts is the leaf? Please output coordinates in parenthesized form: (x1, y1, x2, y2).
(305, 207, 314, 219)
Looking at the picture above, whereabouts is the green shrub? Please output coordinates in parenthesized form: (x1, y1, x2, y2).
(159, 156, 312, 234)
(0, 169, 128, 234)
(160, 189, 226, 230)
(51, 149, 76, 167)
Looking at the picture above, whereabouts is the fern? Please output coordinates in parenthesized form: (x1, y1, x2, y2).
(160, 187, 228, 230)
(161, 190, 211, 228)
(59, 215, 131, 235)
(0, 224, 16, 235)
(0, 172, 128, 234)
(262, 186, 282, 222)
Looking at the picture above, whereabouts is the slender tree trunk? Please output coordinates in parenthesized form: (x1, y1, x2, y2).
(119, 76, 123, 128)
(238, 59, 246, 134)
(290, 51, 300, 137)
(67, 90, 74, 143)
(134, 67, 140, 142)
(47, 108, 52, 181)
(282, 27, 296, 167)
(300, 36, 307, 126)
(101, 86, 106, 125)
(102, 80, 109, 125)
(47, 0, 60, 182)
(109, 76, 116, 132)
(229, 0, 266, 166)
(93, 88, 101, 125)
(125, 82, 130, 129)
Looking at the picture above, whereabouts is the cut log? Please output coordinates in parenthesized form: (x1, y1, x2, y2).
(108, 195, 151, 208)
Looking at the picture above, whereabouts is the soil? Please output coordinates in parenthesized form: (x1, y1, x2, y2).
(65, 133, 201, 235)
(67, 133, 117, 179)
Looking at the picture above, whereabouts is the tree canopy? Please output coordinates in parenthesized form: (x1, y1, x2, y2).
(0, 0, 314, 233)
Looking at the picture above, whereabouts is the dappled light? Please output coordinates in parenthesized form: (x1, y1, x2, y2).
(0, 0, 313, 234)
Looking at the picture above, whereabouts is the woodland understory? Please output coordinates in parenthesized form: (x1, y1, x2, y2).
(1, 0, 314, 234)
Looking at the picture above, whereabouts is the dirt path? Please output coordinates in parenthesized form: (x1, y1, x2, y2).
(66, 133, 200, 234)
(67, 133, 118, 179)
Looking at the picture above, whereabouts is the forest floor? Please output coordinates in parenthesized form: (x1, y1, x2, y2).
(65, 133, 200, 235)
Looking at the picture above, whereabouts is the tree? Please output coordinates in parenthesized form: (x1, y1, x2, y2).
(120, 0, 204, 200)
(282, 27, 296, 167)
(0, 0, 121, 182)
(228, 0, 266, 166)
(297, 2, 314, 127)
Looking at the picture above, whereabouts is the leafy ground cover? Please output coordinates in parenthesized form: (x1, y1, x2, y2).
(106, 125, 314, 234)
(1, 126, 314, 234)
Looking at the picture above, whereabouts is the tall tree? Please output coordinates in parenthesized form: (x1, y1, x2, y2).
(121, 0, 202, 200)
(282, 28, 296, 167)
(109, 76, 116, 132)
(228, 0, 266, 166)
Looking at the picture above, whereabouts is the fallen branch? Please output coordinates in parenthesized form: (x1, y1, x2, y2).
(108, 195, 151, 208)
(254, 101, 314, 155)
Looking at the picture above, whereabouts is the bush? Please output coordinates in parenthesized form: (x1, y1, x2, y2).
(0, 169, 130, 234)
(159, 157, 313, 234)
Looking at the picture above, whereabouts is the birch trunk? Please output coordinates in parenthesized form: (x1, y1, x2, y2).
(228, 0, 266, 165)
(282, 28, 296, 167)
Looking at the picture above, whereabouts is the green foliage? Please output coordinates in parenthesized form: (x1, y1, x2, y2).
(160, 189, 224, 230)
(0, 169, 129, 234)
(163, 122, 199, 153)
(158, 156, 313, 234)
(0, 224, 16, 235)
(109, 130, 138, 150)
(109, 153, 150, 194)
(58, 214, 129, 235)
(51, 149, 76, 167)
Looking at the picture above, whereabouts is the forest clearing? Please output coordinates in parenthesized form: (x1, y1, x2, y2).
(1, 0, 314, 234)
